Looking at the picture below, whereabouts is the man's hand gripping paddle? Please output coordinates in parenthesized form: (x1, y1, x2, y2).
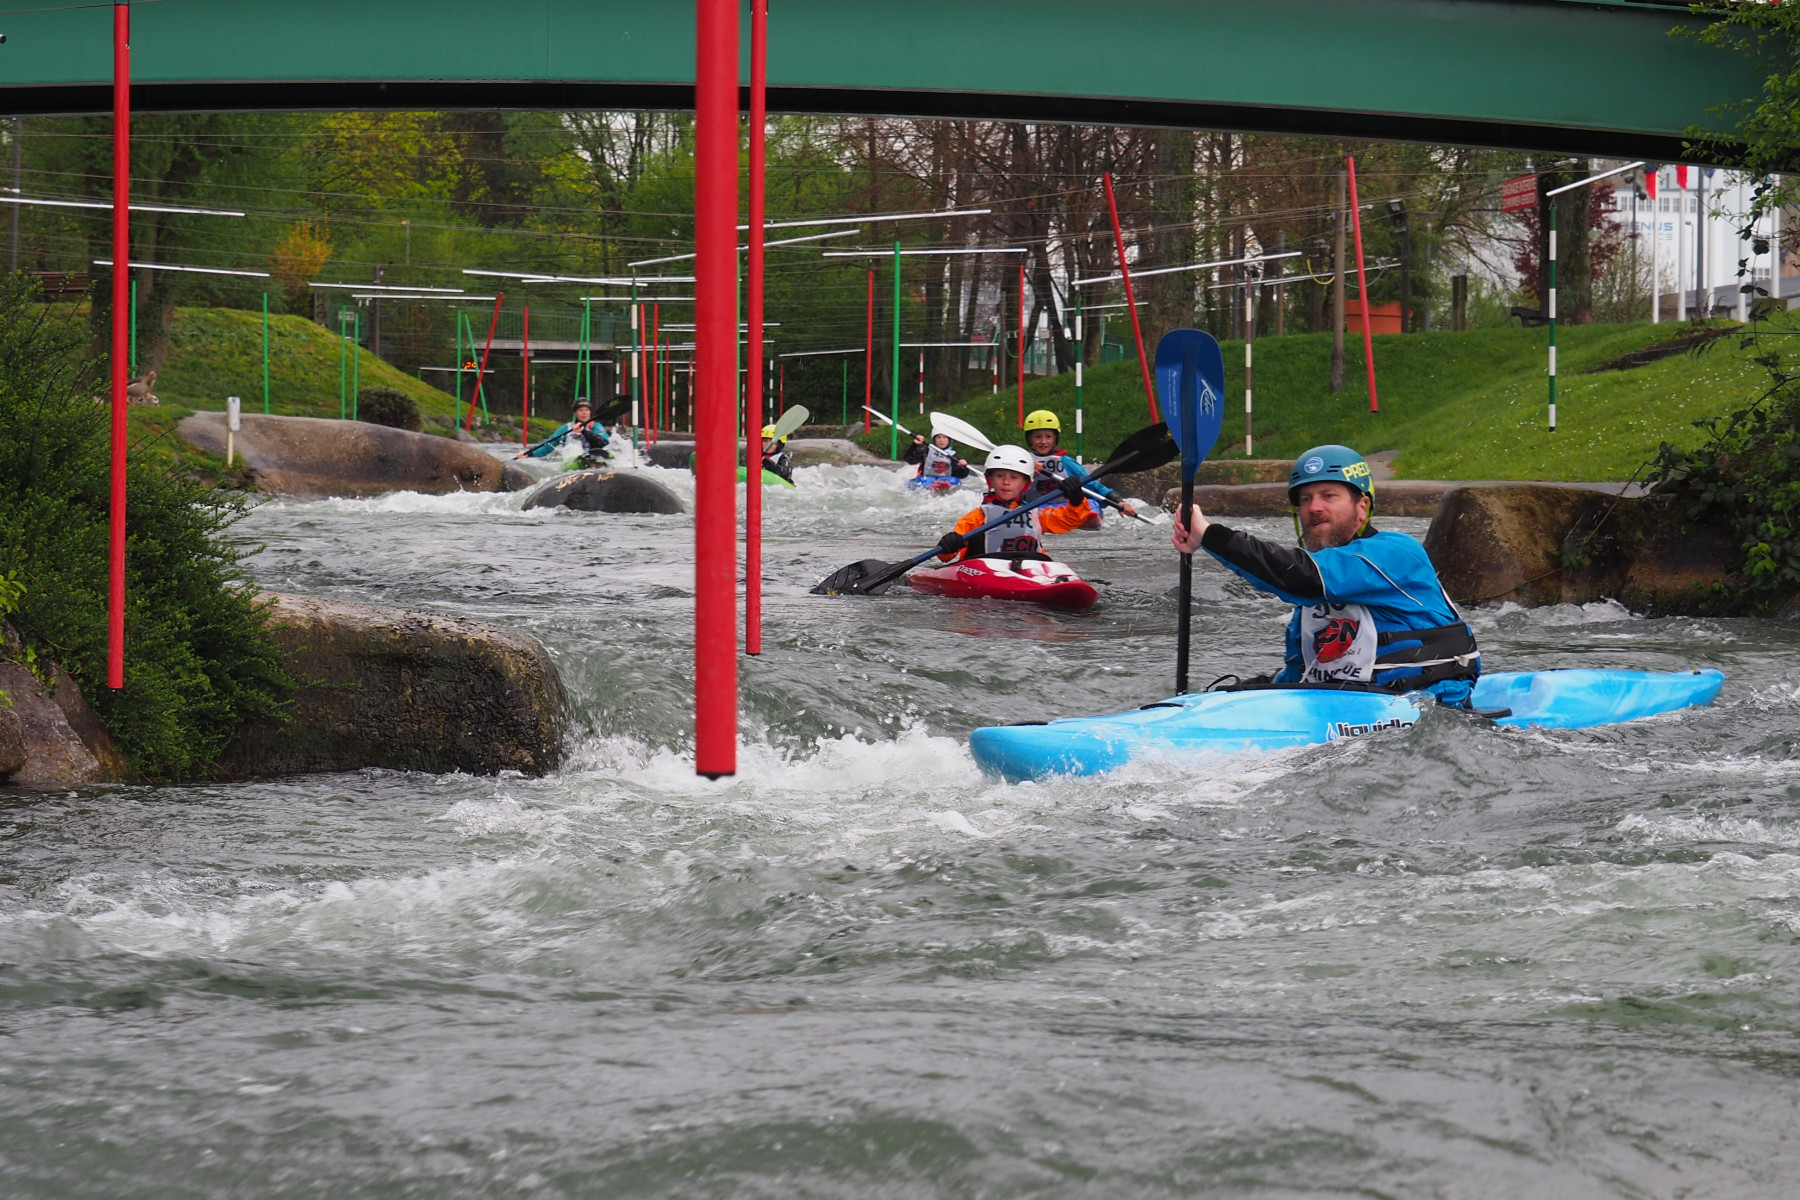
(929, 413, 1152, 524)
(1157, 329, 1225, 693)
(811, 422, 1178, 596)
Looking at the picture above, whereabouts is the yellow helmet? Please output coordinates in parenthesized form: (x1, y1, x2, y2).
(1023, 409, 1061, 434)
(760, 424, 784, 443)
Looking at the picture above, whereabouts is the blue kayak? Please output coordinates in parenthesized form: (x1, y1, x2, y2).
(969, 669, 1725, 782)
(904, 472, 965, 493)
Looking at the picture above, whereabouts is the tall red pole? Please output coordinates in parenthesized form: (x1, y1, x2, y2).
(465, 292, 503, 429)
(1346, 155, 1379, 413)
(107, 0, 131, 690)
(745, 0, 766, 657)
(1016, 261, 1026, 426)
(863, 269, 874, 433)
(1102, 172, 1159, 424)
(694, 0, 739, 777)
(521, 304, 531, 446)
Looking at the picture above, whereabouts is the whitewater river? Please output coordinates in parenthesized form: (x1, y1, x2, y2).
(5, 463, 1800, 1196)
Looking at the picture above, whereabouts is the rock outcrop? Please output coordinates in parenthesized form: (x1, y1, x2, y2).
(217, 593, 568, 778)
(521, 469, 685, 514)
(1423, 485, 1736, 612)
(0, 655, 131, 785)
(179, 412, 503, 498)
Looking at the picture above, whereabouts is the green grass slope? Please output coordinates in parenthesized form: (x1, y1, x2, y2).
(924, 319, 1769, 481)
(128, 306, 555, 481)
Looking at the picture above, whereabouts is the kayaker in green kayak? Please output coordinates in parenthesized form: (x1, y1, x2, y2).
(760, 424, 795, 484)
(1171, 444, 1481, 706)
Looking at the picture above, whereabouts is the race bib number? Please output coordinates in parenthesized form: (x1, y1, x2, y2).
(1299, 602, 1376, 683)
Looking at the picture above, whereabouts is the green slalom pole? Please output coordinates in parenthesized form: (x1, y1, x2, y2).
(581, 297, 592, 404)
(890, 239, 901, 460)
(262, 292, 270, 413)
(129, 280, 136, 373)
(841, 358, 848, 424)
(351, 309, 361, 420)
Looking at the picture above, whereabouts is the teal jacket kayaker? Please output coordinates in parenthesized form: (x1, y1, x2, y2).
(1172, 444, 1480, 704)
(520, 402, 610, 462)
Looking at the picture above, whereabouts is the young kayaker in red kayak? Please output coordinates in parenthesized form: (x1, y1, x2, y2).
(934, 445, 1091, 561)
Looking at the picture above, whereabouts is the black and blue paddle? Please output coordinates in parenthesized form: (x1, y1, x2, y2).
(1156, 329, 1225, 693)
(812, 421, 1177, 596)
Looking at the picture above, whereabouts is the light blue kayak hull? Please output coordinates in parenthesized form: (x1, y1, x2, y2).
(968, 669, 1725, 781)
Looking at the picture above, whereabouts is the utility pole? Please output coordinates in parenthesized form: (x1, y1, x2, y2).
(1387, 199, 1412, 332)
(1330, 169, 1346, 392)
(8, 118, 20, 273)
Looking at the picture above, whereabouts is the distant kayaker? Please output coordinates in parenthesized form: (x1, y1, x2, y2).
(1021, 409, 1138, 522)
(1171, 444, 1481, 704)
(906, 431, 970, 483)
(761, 424, 796, 484)
(936, 445, 1092, 561)
(518, 400, 610, 465)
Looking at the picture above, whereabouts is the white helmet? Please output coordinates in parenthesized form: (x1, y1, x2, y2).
(983, 445, 1035, 478)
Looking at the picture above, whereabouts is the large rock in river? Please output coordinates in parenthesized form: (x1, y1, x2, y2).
(218, 594, 568, 778)
(179, 411, 503, 498)
(1423, 485, 1736, 613)
(0, 654, 131, 785)
(522, 469, 684, 514)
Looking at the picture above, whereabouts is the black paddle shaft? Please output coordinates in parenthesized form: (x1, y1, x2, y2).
(813, 424, 1174, 597)
(1175, 480, 1195, 693)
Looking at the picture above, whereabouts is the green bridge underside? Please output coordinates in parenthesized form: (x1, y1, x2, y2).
(0, 0, 1760, 160)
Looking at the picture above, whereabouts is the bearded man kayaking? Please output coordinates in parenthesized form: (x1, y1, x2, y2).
(1171, 444, 1481, 705)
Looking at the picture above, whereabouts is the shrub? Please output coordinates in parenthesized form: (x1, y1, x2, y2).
(356, 386, 422, 431)
(0, 277, 292, 779)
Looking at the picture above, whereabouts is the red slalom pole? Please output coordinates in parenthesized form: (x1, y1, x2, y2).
(1016, 261, 1026, 426)
(694, 0, 739, 778)
(1347, 154, 1379, 413)
(745, 0, 766, 657)
(464, 292, 503, 430)
(521, 304, 531, 446)
(863, 269, 874, 433)
(1103, 172, 1159, 424)
(106, 0, 131, 690)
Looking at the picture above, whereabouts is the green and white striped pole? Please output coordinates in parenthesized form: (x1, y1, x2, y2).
(1073, 298, 1084, 462)
(1544, 160, 1644, 433)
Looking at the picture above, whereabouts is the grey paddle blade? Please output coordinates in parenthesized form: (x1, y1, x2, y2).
(811, 559, 903, 596)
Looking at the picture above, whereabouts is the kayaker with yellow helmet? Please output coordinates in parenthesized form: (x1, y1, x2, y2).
(1021, 409, 1138, 522)
(760, 423, 795, 484)
(1171, 444, 1480, 703)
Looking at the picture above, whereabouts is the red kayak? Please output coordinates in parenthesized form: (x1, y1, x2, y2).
(908, 556, 1099, 610)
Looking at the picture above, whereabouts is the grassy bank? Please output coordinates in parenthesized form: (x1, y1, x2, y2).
(130, 307, 560, 480)
(891, 318, 1771, 481)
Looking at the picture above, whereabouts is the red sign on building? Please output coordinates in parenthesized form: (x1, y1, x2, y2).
(1501, 173, 1538, 213)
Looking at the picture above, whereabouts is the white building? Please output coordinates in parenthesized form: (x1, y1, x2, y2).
(1605, 167, 1790, 319)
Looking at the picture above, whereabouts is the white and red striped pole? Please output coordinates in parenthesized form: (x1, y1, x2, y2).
(107, 0, 131, 689)
(694, 0, 739, 776)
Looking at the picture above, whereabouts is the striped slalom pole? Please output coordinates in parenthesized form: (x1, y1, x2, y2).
(1548, 204, 1557, 432)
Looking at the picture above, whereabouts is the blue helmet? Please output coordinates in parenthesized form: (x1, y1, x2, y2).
(1288, 445, 1374, 505)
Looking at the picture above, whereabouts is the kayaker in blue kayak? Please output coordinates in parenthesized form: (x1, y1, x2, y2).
(1022, 410, 1138, 523)
(517, 400, 611, 465)
(905, 431, 971, 483)
(1171, 444, 1481, 705)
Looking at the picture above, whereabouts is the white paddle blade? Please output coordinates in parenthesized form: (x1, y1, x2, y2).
(771, 405, 810, 440)
(929, 411, 996, 452)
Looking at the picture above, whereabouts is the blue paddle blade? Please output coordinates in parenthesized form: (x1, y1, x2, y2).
(1155, 329, 1225, 483)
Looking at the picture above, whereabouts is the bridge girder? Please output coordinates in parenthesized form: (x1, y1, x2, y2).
(0, 0, 1760, 160)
